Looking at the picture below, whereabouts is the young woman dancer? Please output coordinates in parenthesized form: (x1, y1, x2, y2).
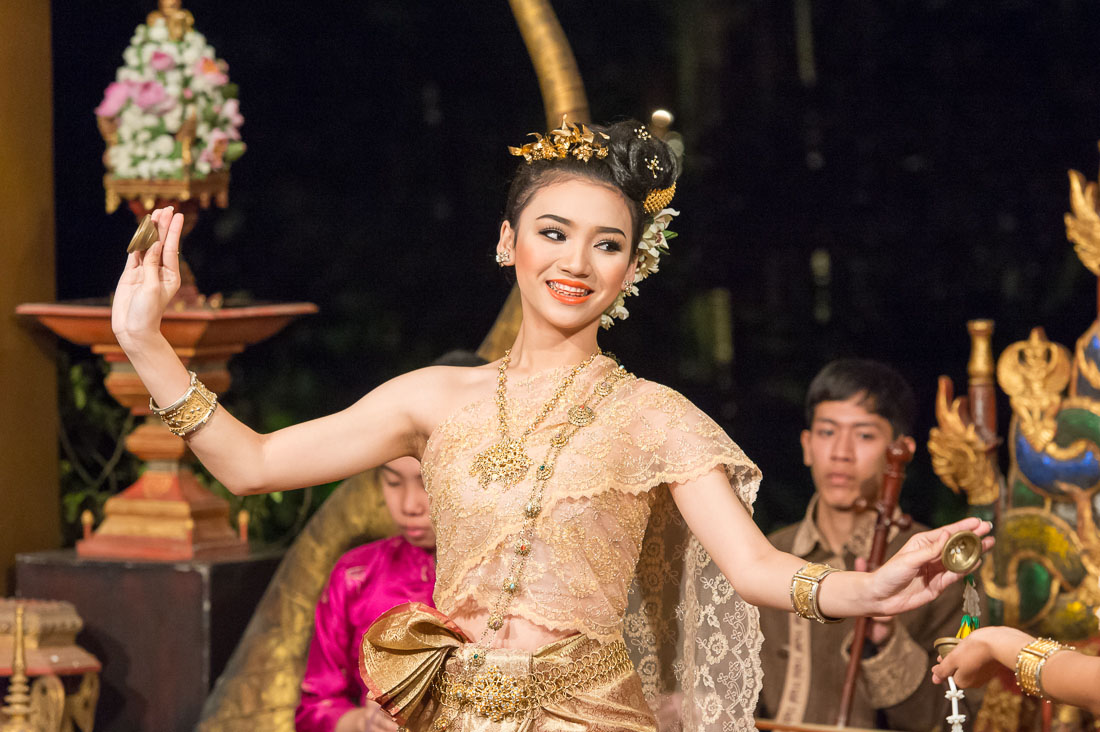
(112, 119, 992, 731)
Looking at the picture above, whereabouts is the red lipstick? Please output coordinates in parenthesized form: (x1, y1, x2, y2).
(546, 279, 593, 304)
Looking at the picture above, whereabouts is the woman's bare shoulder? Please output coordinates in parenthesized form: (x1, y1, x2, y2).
(389, 360, 500, 435)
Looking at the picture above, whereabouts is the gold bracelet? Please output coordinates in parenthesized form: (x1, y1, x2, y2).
(150, 371, 218, 437)
(1014, 637, 1073, 698)
(790, 562, 843, 624)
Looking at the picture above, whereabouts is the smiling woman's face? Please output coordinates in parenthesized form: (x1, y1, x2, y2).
(497, 177, 637, 333)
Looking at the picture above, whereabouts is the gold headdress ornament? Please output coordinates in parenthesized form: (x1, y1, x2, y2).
(508, 116, 610, 163)
(643, 183, 676, 215)
(509, 117, 676, 215)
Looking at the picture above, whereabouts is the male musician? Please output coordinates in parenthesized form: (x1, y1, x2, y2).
(757, 359, 967, 731)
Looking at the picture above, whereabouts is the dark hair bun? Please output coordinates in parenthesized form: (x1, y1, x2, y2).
(596, 119, 680, 204)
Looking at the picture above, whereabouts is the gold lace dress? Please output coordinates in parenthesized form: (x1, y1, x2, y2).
(361, 356, 764, 731)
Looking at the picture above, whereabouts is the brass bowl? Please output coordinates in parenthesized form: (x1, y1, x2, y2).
(934, 636, 960, 658)
(941, 530, 982, 574)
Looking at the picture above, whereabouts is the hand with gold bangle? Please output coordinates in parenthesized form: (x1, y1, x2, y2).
(780, 518, 995, 623)
(932, 626, 1100, 715)
(112, 206, 201, 413)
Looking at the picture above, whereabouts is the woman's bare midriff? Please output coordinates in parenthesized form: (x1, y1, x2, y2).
(450, 607, 579, 649)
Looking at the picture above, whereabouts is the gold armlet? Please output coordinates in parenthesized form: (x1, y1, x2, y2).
(150, 371, 218, 437)
(1014, 637, 1073, 698)
(790, 562, 843, 624)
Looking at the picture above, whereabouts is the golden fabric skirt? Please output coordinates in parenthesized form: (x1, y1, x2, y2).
(360, 603, 657, 732)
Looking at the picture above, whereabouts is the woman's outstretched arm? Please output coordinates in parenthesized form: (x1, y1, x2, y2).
(111, 207, 442, 495)
(932, 626, 1100, 715)
(670, 467, 993, 618)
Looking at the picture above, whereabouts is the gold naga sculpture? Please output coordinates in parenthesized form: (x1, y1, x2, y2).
(929, 147, 1100, 730)
(197, 1, 590, 729)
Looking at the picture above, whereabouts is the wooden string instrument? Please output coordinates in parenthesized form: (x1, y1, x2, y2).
(835, 438, 913, 727)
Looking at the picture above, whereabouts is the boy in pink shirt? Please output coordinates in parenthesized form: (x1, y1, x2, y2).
(296, 456, 435, 732)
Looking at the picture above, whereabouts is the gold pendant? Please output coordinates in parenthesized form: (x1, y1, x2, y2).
(567, 404, 595, 427)
(469, 438, 533, 488)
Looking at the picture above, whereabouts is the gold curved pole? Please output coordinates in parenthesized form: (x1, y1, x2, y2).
(507, 0, 590, 128)
(478, 0, 592, 359)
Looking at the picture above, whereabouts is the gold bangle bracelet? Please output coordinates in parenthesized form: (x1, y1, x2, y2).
(790, 562, 843, 624)
(1014, 637, 1073, 698)
(150, 371, 218, 437)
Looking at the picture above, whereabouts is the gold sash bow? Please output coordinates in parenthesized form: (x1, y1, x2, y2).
(360, 602, 470, 725)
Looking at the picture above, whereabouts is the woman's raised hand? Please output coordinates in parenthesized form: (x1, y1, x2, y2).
(867, 516, 994, 616)
(111, 207, 184, 346)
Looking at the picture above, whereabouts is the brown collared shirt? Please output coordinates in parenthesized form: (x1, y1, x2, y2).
(757, 496, 967, 731)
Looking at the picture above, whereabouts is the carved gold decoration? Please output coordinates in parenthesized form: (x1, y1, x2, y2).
(0, 601, 99, 732)
(967, 319, 996, 385)
(997, 328, 1072, 451)
(508, 116, 609, 164)
(972, 676, 1025, 732)
(63, 674, 98, 732)
(981, 509, 1100, 635)
(1064, 162, 1100, 277)
(2, 604, 35, 732)
(146, 0, 195, 42)
(929, 376, 1000, 505)
(1074, 320, 1100, 392)
(27, 678, 62, 732)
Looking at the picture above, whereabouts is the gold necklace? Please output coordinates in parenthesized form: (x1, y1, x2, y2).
(468, 348, 601, 489)
(432, 360, 631, 730)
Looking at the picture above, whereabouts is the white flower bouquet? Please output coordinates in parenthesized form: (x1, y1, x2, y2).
(95, 14, 244, 182)
(601, 208, 679, 329)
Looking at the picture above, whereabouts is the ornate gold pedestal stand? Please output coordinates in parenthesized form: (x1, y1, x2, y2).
(17, 297, 316, 561)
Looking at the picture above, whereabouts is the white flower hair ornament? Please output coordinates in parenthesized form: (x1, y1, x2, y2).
(601, 198, 679, 329)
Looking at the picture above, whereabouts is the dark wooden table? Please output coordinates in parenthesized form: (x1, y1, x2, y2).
(16, 549, 283, 732)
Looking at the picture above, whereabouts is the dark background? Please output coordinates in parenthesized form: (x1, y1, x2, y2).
(49, 0, 1100, 537)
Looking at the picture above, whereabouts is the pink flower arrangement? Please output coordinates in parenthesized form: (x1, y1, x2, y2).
(200, 128, 229, 168)
(149, 51, 175, 72)
(194, 57, 228, 86)
(133, 80, 173, 113)
(95, 16, 244, 180)
(95, 81, 132, 118)
(220, 99, 244, 138)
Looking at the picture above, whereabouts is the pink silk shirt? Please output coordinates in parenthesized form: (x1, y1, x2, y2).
(296, 535, 436, 732)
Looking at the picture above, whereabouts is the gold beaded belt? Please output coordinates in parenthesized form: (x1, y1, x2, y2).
(432, 639, 632, 722)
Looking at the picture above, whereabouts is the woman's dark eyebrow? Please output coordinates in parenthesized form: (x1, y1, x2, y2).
(536, 214, 625, 237)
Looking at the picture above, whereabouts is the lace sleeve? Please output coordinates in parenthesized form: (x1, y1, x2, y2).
(608, 381, 761, 503)
(620, 382, 764, 732)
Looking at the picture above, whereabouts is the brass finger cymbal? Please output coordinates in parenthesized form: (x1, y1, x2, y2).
(127, 214, 159, 253)
(941, 530, 982, 574)
(933, 636, 960, 658)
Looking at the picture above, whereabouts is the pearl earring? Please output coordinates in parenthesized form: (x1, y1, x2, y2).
(495, 250, 511, 265)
